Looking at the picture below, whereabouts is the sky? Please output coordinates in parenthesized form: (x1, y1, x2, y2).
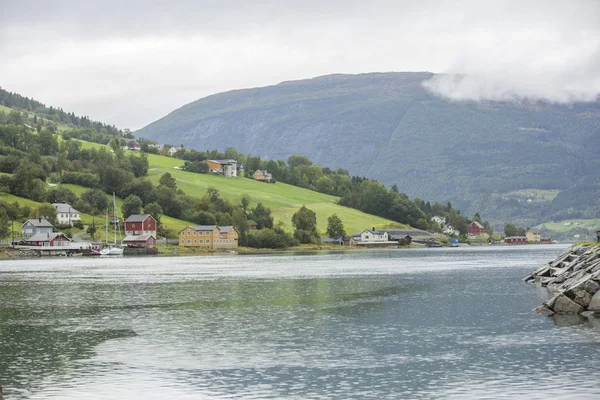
(1, 0, 599, 130)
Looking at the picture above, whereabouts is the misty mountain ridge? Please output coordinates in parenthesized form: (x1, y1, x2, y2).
(136, 72, 600, 227)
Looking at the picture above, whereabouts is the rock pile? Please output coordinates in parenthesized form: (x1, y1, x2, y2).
(524, 245, 600, 316)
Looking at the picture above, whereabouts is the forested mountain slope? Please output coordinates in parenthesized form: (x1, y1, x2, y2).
(136, 72, 600, 226)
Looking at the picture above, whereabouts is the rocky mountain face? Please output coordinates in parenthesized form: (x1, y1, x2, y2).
(136, 72, 600, 226)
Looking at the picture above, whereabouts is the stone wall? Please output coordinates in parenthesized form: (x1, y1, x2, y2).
(524, 245, 600, 316)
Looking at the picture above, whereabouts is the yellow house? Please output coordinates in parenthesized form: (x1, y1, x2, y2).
(526, 229, 541, 242)
(179, 225, 238, 248)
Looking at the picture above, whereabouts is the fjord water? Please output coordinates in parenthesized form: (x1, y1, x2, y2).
(2, 245, 600, 399)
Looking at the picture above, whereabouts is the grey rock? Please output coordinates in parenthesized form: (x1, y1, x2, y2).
(587, 291, 600, 312)
(553, 294, 584, 315)
(533, 305, 554, 316)
(582, 279, 600, 295)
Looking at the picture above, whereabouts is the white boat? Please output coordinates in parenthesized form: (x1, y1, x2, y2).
(99, 245, 123, 256)
(100, 192, 124, 256)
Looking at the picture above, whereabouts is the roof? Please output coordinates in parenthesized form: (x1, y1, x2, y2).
(23, 218, 54, 228)
(255, 169, 272, 176)
(470, 221, 484, 229)
(208, 159, 237, 165)
(25, 232, 71, 242)
(527, 229, 541, 234)
(321, 237, 343, 243)
(219, 226, 236, 233)
(52, 203, 80, 213)
(125, 214, 154, 223)
(123, 234, 154, 242)
(190, 225, 218, 231)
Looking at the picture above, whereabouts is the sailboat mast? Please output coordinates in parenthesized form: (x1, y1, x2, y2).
(105, 209, 108, 245)
(113, 192, 117, 244)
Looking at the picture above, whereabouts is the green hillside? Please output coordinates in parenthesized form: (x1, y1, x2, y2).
(135, 72, 600, 227)
(74, 140, 398, 233)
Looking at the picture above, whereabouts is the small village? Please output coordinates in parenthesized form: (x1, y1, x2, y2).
(10, 199, 554, 257)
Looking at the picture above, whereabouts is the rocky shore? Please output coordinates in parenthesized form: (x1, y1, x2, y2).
(524, 244, 600, 316)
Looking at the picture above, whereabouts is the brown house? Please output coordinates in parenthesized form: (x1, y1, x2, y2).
(252, 170, 272, 182)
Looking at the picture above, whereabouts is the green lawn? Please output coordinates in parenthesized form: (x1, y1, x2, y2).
(69, 139, 400, 234)
(536, 219, 600, 232)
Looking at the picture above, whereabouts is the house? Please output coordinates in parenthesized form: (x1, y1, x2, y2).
(349, 228, 398, 246)
(504, 236, 528, 244)
(526, 229, 541, 242)
(468, 221, 485, 236)
(179, 225, 238, 248)
(238, 163, 245, 175)
(21, 232, 71, 247)
(123, 234, 157, 248)
(431, 216, 446, 225)
(124, 214, 157, 237)
(52, 203, 81, 226)
(206, 159, 238, 177)
(321, 237, 344, 246)
(22, 218, 54, 238)
(253, 170, 272, 182)
(168, 147, 180, 156)
(247, 220, 258, 230)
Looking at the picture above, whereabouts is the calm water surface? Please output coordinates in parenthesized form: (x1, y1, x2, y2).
(2, 244, 600, 399)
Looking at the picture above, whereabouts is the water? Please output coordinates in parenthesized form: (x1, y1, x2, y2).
(2, 244, 600, 399)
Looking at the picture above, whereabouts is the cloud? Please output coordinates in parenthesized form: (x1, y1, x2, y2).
(1, 1, 600, 128)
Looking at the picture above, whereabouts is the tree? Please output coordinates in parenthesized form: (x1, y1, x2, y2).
(232, 208, 249, 246)
(249, 203, 273, 229)
(121, 194, 142, 218)
(326, 214, 346, 238)
(504, 223, 526, 237)
(144, 202, 163, 227)
(45, 187, 78, 205)
(81, 189, 109, 214)
(159, 172, 177, 189)
(292, 205, 319, 244)
(29, 203, 58, 226)
(86, 221, 97, 241)
(0, 209, 10, 240)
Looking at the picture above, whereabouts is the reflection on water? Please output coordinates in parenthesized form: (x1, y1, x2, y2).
(1, 245, 600, 399)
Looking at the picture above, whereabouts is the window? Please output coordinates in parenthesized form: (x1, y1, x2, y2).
(206, 240, 210, 244)
(193, 240, 197, 244)
(180, 239, 184, 244)
(193, 231, 197, 236)
(132, 224, 136, 228)
(187, 231, 190, 236)
(187, 239, 191, 244)
(180, 231, 184, 236)
(199, 240, 203, 244)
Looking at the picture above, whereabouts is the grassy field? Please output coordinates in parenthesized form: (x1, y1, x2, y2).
(4, 133, 401, 236)
(70, 139, 400, 234)
(535, 219, 600, 232)
(503, 189, 560, 203)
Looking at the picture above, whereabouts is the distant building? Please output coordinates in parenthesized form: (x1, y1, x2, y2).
(321, 237, 344, 246)
(505, 236, 528, 244)
(21, 232, 71, 247)
(124, 214, 157, 237)
(52, 203, 80, 226)
(526, 229, 541, 242)
(206, 159, 238, 177)
(468, 221, 485, 236)
(179, 225, 239, 248)
(123, 234, 156, 248)
(22, 218, 54, 238)
(252, 170, 273, 182)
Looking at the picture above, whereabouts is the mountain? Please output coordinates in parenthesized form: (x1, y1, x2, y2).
(136, 72, 600, 226)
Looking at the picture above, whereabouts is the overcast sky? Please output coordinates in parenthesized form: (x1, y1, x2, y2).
(1, 0, 599, 130)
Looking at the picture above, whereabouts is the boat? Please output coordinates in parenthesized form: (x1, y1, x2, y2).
(100, 192, 124, 256)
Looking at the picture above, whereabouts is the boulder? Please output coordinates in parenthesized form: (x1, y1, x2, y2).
(582, 279, 600, 295)
(552, 294, 584, 315)
(566, 286, 592, 307)
(533, 304, 555, 316)
(587, 291, 600, 312)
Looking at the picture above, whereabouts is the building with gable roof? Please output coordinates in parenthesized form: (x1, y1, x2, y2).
(179, 225, 238, 248)
(22, 218, 54, 238)
(52, 203, 80, 226)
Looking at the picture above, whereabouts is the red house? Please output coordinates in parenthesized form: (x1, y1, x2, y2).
(123, 234, 157, 248)
(21, 232, 71, 247)
(468, 221, 485, 236)
(505, 236, 528, 244)
(124, 214, 157, 237)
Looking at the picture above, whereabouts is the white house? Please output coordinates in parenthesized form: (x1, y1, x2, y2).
(360, 228, 389, 243)
(52, 203, 81, 226)
(431, 216, 446, 225)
